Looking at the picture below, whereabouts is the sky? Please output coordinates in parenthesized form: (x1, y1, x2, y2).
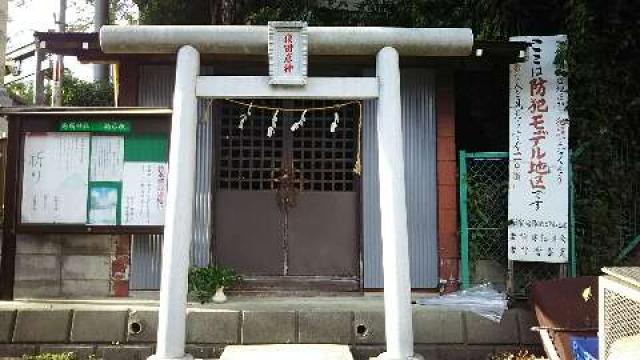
(7, 0, 139, 82)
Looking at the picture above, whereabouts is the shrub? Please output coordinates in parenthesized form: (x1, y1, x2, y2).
(188, 265, 240, 303)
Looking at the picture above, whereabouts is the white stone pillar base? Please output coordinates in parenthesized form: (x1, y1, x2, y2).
(375, 352, 425, 360)
(148, 354, 194, 360)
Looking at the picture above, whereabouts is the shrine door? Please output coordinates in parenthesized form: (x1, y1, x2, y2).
(214, 100, 360, 291)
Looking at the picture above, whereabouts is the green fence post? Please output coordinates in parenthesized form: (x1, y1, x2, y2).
(459, 150, 470, 289)
(569, 152, 577, 277)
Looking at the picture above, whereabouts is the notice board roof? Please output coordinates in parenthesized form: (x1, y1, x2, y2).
(0, 107, 172, 117)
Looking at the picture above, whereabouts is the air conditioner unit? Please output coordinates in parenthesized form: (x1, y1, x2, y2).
(599, 267, 640, 360)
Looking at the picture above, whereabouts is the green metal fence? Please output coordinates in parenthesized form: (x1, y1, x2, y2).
(459, 151, 576, 298)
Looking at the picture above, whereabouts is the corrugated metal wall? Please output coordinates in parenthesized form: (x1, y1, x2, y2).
(363, 69, 438, 288)
(130, 65, 215, 290)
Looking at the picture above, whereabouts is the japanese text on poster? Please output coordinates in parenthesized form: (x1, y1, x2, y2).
(21, 132, 90, 223)
(121, 162, 168, 226)
(508, 35, 569, 263)
(90, 136, 124, 181)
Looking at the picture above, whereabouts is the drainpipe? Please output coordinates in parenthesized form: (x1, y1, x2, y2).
(51, 0, 66, 106)
(149, 45, 199, 360)
(93, 0, 109, 82)
(376, 47, 419, 360)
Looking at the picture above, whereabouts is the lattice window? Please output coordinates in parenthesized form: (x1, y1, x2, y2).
(292, 100, 356, 192)
(219, 101, 283, 191)
(218, 100, 358, 192)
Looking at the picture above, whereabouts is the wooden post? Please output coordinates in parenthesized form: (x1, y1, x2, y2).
(0, 117, 20, 300)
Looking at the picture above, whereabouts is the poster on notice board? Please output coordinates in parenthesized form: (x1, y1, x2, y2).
(21, 132, 90, 223)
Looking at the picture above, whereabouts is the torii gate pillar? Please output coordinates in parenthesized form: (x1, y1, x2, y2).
(375, 46, 419, 360)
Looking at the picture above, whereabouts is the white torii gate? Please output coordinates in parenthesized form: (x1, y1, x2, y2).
(100, 25, 473, 360)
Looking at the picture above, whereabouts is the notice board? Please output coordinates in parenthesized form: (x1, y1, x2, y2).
(16, 115, 170, 228)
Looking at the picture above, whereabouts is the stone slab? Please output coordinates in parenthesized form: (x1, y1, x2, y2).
(62, 255, 111, 280)
(0, 344, 37, 357)
(353, 311, 384, 345)
(241, 311, 296, 344)
(71, 310, 127, 343)
(186, 310, 240, 344)
(0, 311, 15, 343)
(39, 344, 95, 359)
(126, 311, 157, 343)
(465, 309, 520, 344)
(62, 280, 110, 297)
(16, 235, 60, 255)
(185, 345, 225, 359)
(13, 310, 71, 343)
(61, 235, 113, 255)
(96, 345, 154, 360)
(220, 344, 353, 360)
(14, 255, 59, 281)
(516, 308, 542, 345)
(298, 311, 353, 344)
(13, 280, 60, 298)
(413, 310, 464, 344)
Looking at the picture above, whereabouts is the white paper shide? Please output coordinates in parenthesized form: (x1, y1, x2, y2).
(508, 35, 569, 263)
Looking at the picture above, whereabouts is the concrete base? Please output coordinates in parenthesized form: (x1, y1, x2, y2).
(148, 354, 194, 360)
(220, 344, 353, 360)
(0, 296, 543, 360)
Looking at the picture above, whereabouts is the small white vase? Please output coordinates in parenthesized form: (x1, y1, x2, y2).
(212, 286, 227, 303)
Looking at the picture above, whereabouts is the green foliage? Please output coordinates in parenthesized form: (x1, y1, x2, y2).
(188, 265, 240, 303)
(133, 0, 211, 24)
(563, 0, 640, 274)
(6, 72, 113, 106)
(61, 76, 114, 107)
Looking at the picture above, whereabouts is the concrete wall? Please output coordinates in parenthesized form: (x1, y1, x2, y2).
(13, 234, 129, 298)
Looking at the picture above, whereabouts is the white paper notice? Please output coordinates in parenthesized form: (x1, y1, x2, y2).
(21, 132, 90, 223)
(121, 162, 168, 226)
(90, 136, 124, 181)
(508, 35, 570, 263)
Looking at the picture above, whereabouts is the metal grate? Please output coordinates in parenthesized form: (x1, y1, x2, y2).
(219, 100, 283, 191)
(461, 152, 565, 297)
(602, 286, 640, 359)
(218, 100, 357, 192)
(292, 100, 356, 192)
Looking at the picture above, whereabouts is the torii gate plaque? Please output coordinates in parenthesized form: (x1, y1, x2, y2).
(100, 24, 473, 360)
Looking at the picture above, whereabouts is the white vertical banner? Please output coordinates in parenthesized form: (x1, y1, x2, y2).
(508, 35, 570, 263)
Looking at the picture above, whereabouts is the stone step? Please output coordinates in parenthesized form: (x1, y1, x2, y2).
(220, 344, 353, 360)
